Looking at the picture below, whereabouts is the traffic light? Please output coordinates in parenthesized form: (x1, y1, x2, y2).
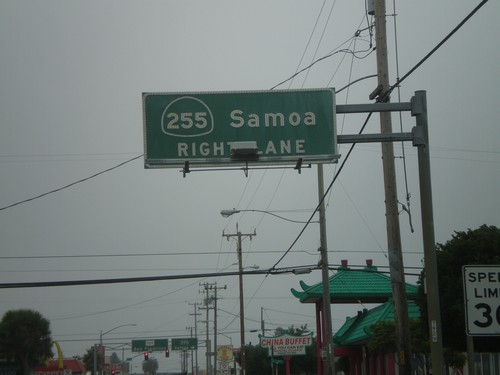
(111, 370, 115, 375)
(165, 349, 170, 358)
(144, 352, 149, 361)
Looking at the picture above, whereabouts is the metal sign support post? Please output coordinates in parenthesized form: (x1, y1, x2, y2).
(336, 91, 445, 375)
(413, 90, 445, 374)
(318, 164, 335, 375)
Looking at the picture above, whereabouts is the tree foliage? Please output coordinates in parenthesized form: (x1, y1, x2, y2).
(142, 357, 158, 375)
(109, 352, 120, 364)
(367, 321, 398, 353)
(82, 346, 104, 374)
(243, 325, 317, 375)
(274, 324, 309, 336)
(245, 345, 271, 375)
(367, 320, 428, 354)
(0, 309, 53, 375)
(416, 225, 500, 352)
(443, 349, 467, 370)
(289, 335, 317, 375)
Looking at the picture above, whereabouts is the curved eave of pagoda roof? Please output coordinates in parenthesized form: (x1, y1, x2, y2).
(333, 300, 421, 347)
(291, 265, 418, 304)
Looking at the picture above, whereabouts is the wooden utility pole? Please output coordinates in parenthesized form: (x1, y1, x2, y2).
(189, 302, 201, 375)
(413, 90, 445, 374)
(373, 1, 412, 374)
(207, 283, 227, 374)
(318, 164, 335, 375)
(200, 282, 216, 375)
(223, 225, 255, 375)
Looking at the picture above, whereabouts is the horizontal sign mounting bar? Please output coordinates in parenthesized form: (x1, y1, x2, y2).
(338, 132, 414, 144)
(336, 102, 412, 114)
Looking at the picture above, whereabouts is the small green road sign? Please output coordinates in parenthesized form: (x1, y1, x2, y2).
(131, 339, 168, 352)
(142, 88, 337, 168)
(171, 338, 198, 350)
(272, 359, 284, 365)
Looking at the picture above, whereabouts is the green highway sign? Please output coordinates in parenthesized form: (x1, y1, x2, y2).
(171, 338, 198, 350)
(142, 89, 338, 168)
(131, 339, 168, 352)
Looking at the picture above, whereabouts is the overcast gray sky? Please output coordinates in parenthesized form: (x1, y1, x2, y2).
(1, 1, 499, 373)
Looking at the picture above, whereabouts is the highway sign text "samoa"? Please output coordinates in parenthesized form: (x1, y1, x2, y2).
(171, 338, 197, 350)
(142, 89, 337, 168)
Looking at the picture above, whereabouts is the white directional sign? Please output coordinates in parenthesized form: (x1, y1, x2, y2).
(463, 265, 500, 335)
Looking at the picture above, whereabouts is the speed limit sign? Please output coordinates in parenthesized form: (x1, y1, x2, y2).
(463, 265, 500, 335)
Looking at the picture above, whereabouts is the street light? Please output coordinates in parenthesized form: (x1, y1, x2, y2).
(226, 262, 260, 271)
(222, 201, 334, 375)
(220, 209, 318, 224)
(96, 324, 137, 375)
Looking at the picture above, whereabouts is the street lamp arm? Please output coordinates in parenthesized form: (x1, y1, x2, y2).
(220, 209, 317, 224)
(97, 324, 136, 375)
(101, 324, 137, 337)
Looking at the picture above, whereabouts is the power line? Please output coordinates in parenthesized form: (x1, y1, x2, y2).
(287, 0, 328, 88)
(0, 248, 424, 260)
(0, 267, 306, 289)
(50, 278, 204, 321)
(269, 112, 373, 272)
(268, 0, 491, 272)
(300, 0, 338, 87)
(0, 154, 143, 212)
(0, 261, 423, 290)
(383, 0, 490, 101)
(270, 38, 363, 91)
(0, 2, 489, 217)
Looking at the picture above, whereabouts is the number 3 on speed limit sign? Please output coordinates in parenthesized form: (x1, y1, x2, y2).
(463, 265, 500, 335)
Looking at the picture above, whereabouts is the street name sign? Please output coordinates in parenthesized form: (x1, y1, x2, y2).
(463, 265, 500, 335)
(259, 333, 313, 356)
(131, 339, 169, 352)
(142, 89, 338, 168)
(171, 338, 198, 350)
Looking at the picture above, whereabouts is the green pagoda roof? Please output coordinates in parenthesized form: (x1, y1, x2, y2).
(290, 261, 418, 304)
(333, 299, 421, 346)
